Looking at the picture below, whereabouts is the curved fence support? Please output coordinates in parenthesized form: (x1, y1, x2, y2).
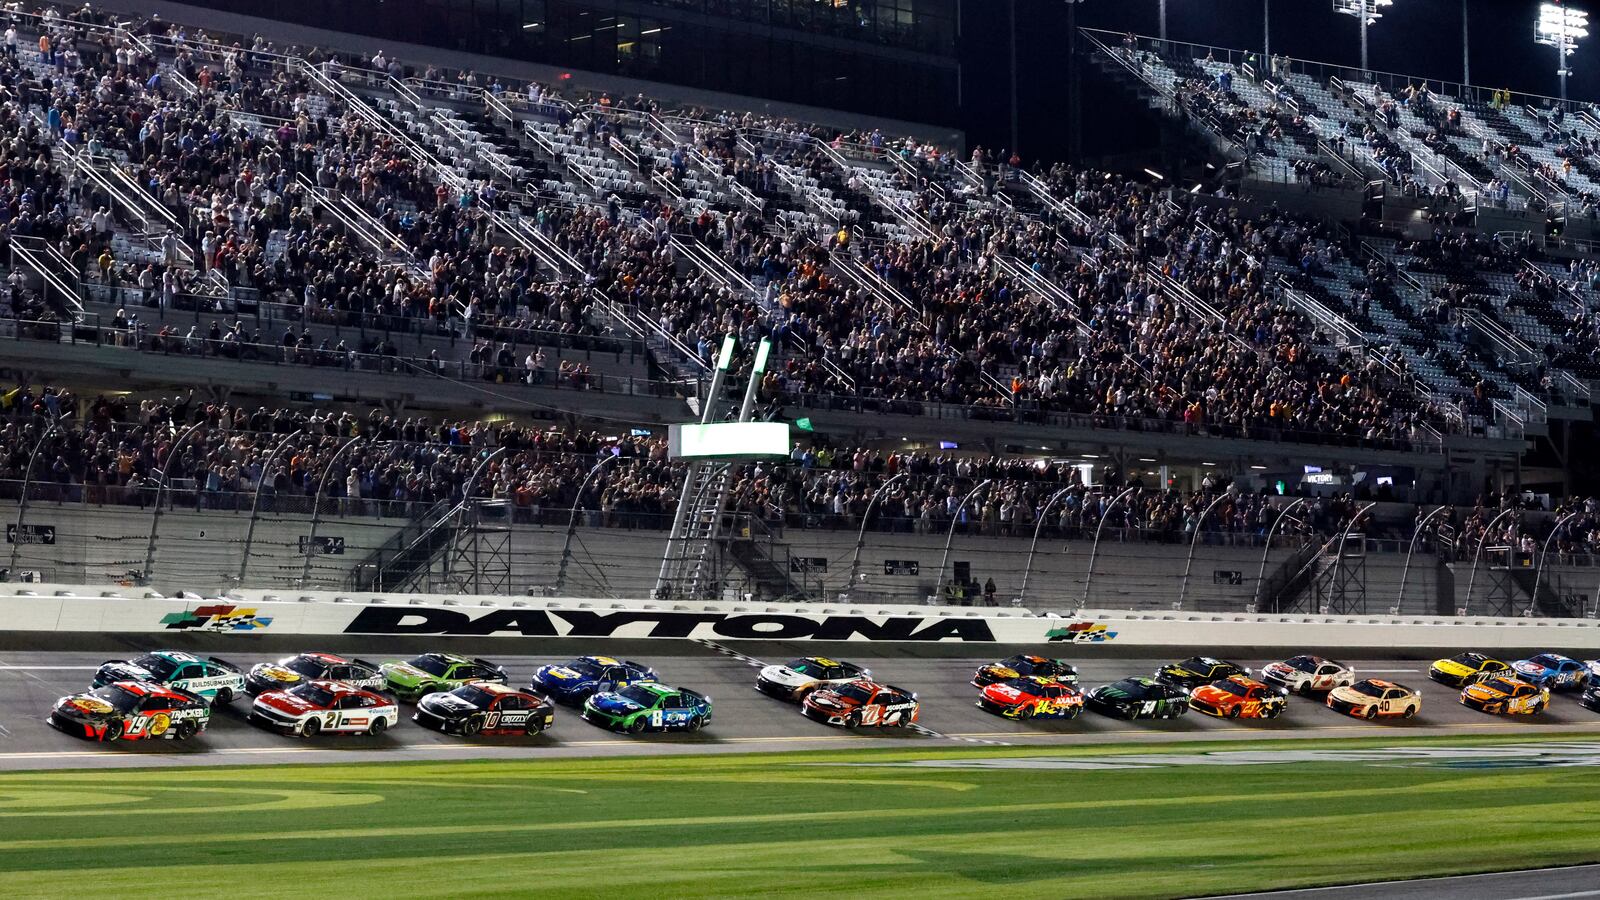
(1530, 512, 1579, 615)
(1463, 508, 1517, 615)
(1081, 486, 1138, 609)
(1395, 505, 1449, 610)
(551, 453, 621, 596)
(847, 472, 909, 592)
(141, 422, 205, 584)
(1017, 486, 1077, 606)
(299, 436, 367, 587)
(237, 430, 303, 585)
(6, 414, 69, 580)
(933, 479, 992, 602)
(1177, 492, 1233, 610)
(1252, 497, 1307, 610)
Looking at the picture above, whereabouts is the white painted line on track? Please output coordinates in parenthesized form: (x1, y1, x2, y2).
(0, 666, 101, 671)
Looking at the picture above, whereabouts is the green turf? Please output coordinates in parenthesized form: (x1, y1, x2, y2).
(5, 733, 1600, 899)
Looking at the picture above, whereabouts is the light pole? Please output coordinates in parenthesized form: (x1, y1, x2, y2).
(1333, 0, 1394, 73)
(6, 414, 69, 580)
(847, 471, 909, 591)
(1177, 492, 1233, 610)
(1463, 508, 1517, 615)
(1017, 485, 1078, 606)
(1264, 0, 1271, 61)
(1462, 0, 1470, 84)
(934, 479, 992, 603)
(1080, 486, 1138, 608)
(1252, 497, 1307, 611)
(1159, 0, 1167, 41)
(556, 451, 620, 595)
(1530, 512, 1579, 615)
(1537, 1, 1589, 102)
(1396, 505, 1449, 611)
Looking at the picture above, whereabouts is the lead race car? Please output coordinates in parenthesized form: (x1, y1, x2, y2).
(245, 652, 386, 697)
(249, 680, 400, 736)
(49, 681, 211, 742)
(755, 656, 871, 701)
(802, 679, 920, 728)
(92, 650, 245, 705)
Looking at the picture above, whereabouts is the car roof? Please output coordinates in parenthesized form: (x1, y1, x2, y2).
(476, 683, 520, 695)
(803, 656, 846, 667)
(583, 655, 622, 666)
(302, 652, 348, 663)
(1362, 679, 1400, 689)
(152, 650, 202, 662)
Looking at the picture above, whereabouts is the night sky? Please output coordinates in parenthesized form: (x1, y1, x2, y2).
(965, 0, 1597, 160)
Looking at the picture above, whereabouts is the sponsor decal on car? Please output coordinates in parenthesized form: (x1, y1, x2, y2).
(161, 604, 273, 632)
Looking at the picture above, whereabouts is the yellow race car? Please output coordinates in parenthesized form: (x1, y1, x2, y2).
(1460, 677, 1549, 716)
(1428, 652, 1513, 688)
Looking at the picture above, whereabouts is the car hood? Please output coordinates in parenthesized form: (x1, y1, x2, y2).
(98, 662, 154, 681)
(1431, 660, 1474, 675)
(758, 666, 812, 686)
(419, 694, 481, 715)
(807, 691, 861, 710)
(1261, 662, 1302, 678)
(534, 666, 593, 689)
(587, 693, 644, 714)
(56, 693, 119, 718)
(382, 663, 435, 685)
(255, 692, 320, 715)
(1512, 661, 1553, 677)
(250, 665, 304, 684)
(1328, 686, 1371, 703)
(981, 683, 1029, 704)
(1462, 683, 1509, 700)
(979, 665, 1020, 679)
(1188, 686, 1232, 704)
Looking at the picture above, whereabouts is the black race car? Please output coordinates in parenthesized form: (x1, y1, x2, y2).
(413, 683, 555, 736)
(245, 652, 386, 696)
(971, 655, 1079, 688)
(1154, 656, 1250, 694)
(1580, 682, 1600, 714)
(1085, 677, 1190, 720)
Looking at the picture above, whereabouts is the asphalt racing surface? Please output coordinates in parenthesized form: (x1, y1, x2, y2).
(4, 638, 1600, 771)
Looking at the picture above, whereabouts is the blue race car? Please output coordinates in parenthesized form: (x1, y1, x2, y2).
(1512, 653, 1590, 691)
(529, 655, 657, 705)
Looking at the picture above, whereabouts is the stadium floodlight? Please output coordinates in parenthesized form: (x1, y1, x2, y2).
(1537, 1, 1590, 100)
(1332, 0, 1393, 72)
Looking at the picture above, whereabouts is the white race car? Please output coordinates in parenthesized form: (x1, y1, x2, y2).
(248, 680, 400, 736)
(1259, 655, 1355, 695)
(755, 656, 871, 701)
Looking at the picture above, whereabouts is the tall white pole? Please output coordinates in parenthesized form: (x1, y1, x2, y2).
(1160, 0, 1168, 41)
(1462, 0, 1470, 84)
(1360, 5, 1369, 72)
(1264, 0, 1271, 60)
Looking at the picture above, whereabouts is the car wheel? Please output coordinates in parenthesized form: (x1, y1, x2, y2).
(175, 720, 199, 741)
(687, 715, 704, 732)
(1299, 683, 1313, 697)
(845, 713, 861, 729)
(1363, 706, 1377, 720)
(301, 717, 322, 737)
(1531, 701, 1545, 715)
(368, 717, 387, 736)
(1017, 705, 1034, 721)
(103, 720, 124, 742)
(627, 717, 646, 734)
(1227, 705, 1241, 719)
(1404, 705, 1416, 719)
(213, 688, 233, 706)
(466, 713, 487, 735)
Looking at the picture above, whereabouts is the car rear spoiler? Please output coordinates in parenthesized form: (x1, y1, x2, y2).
(352, 658, 382, 673)
(208, 656, 242, 673)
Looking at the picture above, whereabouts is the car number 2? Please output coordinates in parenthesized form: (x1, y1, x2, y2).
(323, 711, 340, 729)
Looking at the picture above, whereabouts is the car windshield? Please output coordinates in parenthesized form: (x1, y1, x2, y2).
(834, 682, 877, 703)
(407, 655, 453, 677)
(451, 685, 494, 707)
(786, 659, 827, 675)
(284, 656, 329, 677)
(1527, 655, 1563, 668)
(130, 654, 179, 680)
(1001, 656, 1039, 673)
(1111, 680, 1157, 700)
(1282, 656, 1319, 673)
(1350, 682, 1388, 698)
(564, 659, 604, 678)
(1483, 679, 1520, 693)
(1453, 653, 1488, 666)
(93, 685, 141, 712)
(617, 685, 659, 706)
(289, 683, 336, 707)
(1210, 680, 1252, 698)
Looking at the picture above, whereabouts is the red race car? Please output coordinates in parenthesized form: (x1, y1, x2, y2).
(248, 680, 400, 736)
(1187, 675, 1288, 719)
(802, 679, 920, 728)
(976, 675, 1085, 720)
(49, 681, 211, 742)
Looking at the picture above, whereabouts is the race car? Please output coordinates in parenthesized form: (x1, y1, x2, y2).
(249, 680, 400, 736)
(971, 655, 1079, 688)
(49, 681, 211, 742)
(1258, 655, 1355, 695)
(92, 651, 245, 704)
(1427, 652, 1513, 688)
(1187, 676, 1287, 719)
(1326, 679, 1421, 720)
(1460, 677, 1550, 715)
(1511, 653, 1590, 691)
(976, 675, 1085, 720)
(1581, 680, 1600, 714)
(380, 653, 508, 702)
(755, 656, 871, 701)
(1084, 676, 1189, 720)
(413, 683, 555, 736)
(245, 652, 386, 696)
(1154, 657, 1251, 694)
(581, 682, 712, 733)
(529, 655, 657, 705)
(802, 679, 921, 728)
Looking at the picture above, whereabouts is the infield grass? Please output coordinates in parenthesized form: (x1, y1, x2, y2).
(5, 732, 1600, 899)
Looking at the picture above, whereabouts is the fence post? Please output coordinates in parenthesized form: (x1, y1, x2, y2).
(141, 421, 206, 584)
(1253, 497, 1307, 610)
(1017, 485, 1076, 606)
(6, 414, 69, 580)
(847, 472, 909, 593)
(299, 436, 367, 587)
(238, 430, 303, 585)
(1080, 486, 1138, 609)
(933, 479, 992, 602)
(1395, 505, 1449, 611)
(1177, 492, 1235, 610)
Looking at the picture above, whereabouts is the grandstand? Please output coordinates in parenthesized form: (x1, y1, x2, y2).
(0, 2, 1597, 620)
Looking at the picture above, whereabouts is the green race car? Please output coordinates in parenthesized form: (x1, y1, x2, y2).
(379, 653, 508, 702)
(582, 682, 713, 733)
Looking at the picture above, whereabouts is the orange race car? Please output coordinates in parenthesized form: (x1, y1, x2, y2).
(1186, 675, 1288, 719)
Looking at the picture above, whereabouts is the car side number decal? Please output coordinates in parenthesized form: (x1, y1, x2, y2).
(1139, 701, 1158, 717)
(650, 710, 663, 728)
(483, 711, 501, 729)
(1379, 701, 1391, 713)
(323, 711, 340, 729)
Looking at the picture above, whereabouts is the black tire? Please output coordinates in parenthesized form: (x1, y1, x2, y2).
(1298, 683, 1313, 698)
(845, 713, 862, 729)
(1404, 705, 1417, 719)
(175, 720, 198, 741)
(301, 717, 322, 737)
(368, 717, 387, 736)
(1227, 705, 1242, 719)
(103, 720, 124, 742)
(627, 717, 647, 734)
(466, 713, 487, 735)
(1017, 705, 1034, 721)
(687, 715, 704, 732)
(213, 688, 233, 706)
(1066, 705, 1082, 720)
(1363, 706, 1377, 720)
